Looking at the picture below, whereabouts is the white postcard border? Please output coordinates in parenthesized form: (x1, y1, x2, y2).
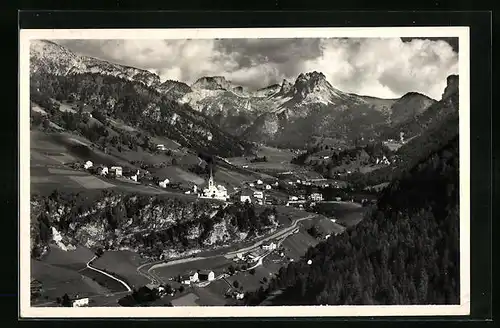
(19, 26, 471, 318)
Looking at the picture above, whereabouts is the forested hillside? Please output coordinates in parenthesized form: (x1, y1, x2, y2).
(245, 137, 460, 305)
(30, 72, 254, 158)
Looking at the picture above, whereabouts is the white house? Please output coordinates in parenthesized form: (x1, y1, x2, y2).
(309, 193, 323, 202)
(262, 242, 277, 251)
(97, 166, 108, 176)
(253, 191, 264, 199)
(256, 179, 263, 185)
(159, 178, 170, 188)
(265, 184, 272, 190)
(72, 298, 89, 307)
(234, 292, 245, 300)
(249, 183, 255, 187)
(198, 270, 215, 282)
(190, 271, 199, 283)
(240, 195, 252, 203)
(110, 166, 123, 177)
(289, 196, 299, 201)
(129, 170, 140, 182)
(181, 272, 199, 285)
(84, 161, 93, 170)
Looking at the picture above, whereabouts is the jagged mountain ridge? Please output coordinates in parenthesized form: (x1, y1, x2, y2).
(31, 39, 444, 149)
(30, 40, 161, 87)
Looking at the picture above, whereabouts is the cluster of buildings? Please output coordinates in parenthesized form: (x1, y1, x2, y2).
(80, 160, 140, 181)
(225, 289, 245, 300)
(178, 270, 216, 285)
(234, 241, 277, 264)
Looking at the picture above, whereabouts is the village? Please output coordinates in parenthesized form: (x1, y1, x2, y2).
(65, 141, 359, 212)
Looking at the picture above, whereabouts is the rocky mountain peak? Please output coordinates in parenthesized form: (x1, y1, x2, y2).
(442, 74, 459, 100)
(191, 76, 234, 91)
(278, 79, 293, 95)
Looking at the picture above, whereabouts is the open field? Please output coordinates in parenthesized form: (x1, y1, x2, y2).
(170, 292, 200, 306)
(92, 251, 150, 289)
(225, 265, 271, 293)
(31, 130, 136, 169)
(69, 175, 116, 189)
(47, 168, 87, 175)
(148, 166, 205, 185)
(41, 245, 95, 268)
(31, 259, 108, 303)
(192, 285, 228, 306)
(281, 231, 319, 260)
(78, 267, 128, 293)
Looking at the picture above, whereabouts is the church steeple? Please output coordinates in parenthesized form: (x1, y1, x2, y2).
(208, 166, 214, 188)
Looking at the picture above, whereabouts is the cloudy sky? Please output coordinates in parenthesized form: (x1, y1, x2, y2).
(55, 37, 458, 99)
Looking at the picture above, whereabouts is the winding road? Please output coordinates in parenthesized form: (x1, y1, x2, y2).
(86, 256, 132, 292)
(135, 213, 319, 285)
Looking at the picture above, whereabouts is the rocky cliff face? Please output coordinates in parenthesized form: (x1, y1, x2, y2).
(30, 191, 280, 260)
(441, 75, 459, 100)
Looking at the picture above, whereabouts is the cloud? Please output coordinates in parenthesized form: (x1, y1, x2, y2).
(54, 37, 458, 99)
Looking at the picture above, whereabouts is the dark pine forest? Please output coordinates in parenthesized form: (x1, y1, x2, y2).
(246, 136, 459, 306)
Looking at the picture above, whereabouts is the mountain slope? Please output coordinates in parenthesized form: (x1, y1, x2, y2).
(349, 75, 459, 188)
(389, 92, 436, 125)
(241, 72, 393, 148)
(30, 40, 256, 157)
(30, 40, 161, 87)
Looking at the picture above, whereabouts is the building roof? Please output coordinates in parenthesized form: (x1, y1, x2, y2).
(145, 283, 160, 290)
(198, 270, 214, 275)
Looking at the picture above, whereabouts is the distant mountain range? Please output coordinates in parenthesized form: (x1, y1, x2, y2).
(30, 39, 449, 151)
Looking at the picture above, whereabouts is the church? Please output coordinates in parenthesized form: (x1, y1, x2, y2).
(199, 168, 229, 201)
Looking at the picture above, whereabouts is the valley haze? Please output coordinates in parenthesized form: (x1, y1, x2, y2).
(19, 27, 470, 318)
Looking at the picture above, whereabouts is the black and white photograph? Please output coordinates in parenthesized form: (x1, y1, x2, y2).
(19, 27, 470, 317)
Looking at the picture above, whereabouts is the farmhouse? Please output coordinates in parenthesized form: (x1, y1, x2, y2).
(159, 178, 170, 188)
(198, 270, 215, 282)
(309, 193, 324, 202)
(96, 166, 108, 176)
(127, 170, 140, 182)
(83, 160, 93, 170)
(72, 298, 89, 307)
(253, 191, 264, 199)
(233, 292, 245, 300)
(180, 271, 199, 285)
(240, 195, 252, 203)
(110, 166, 123, 177)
